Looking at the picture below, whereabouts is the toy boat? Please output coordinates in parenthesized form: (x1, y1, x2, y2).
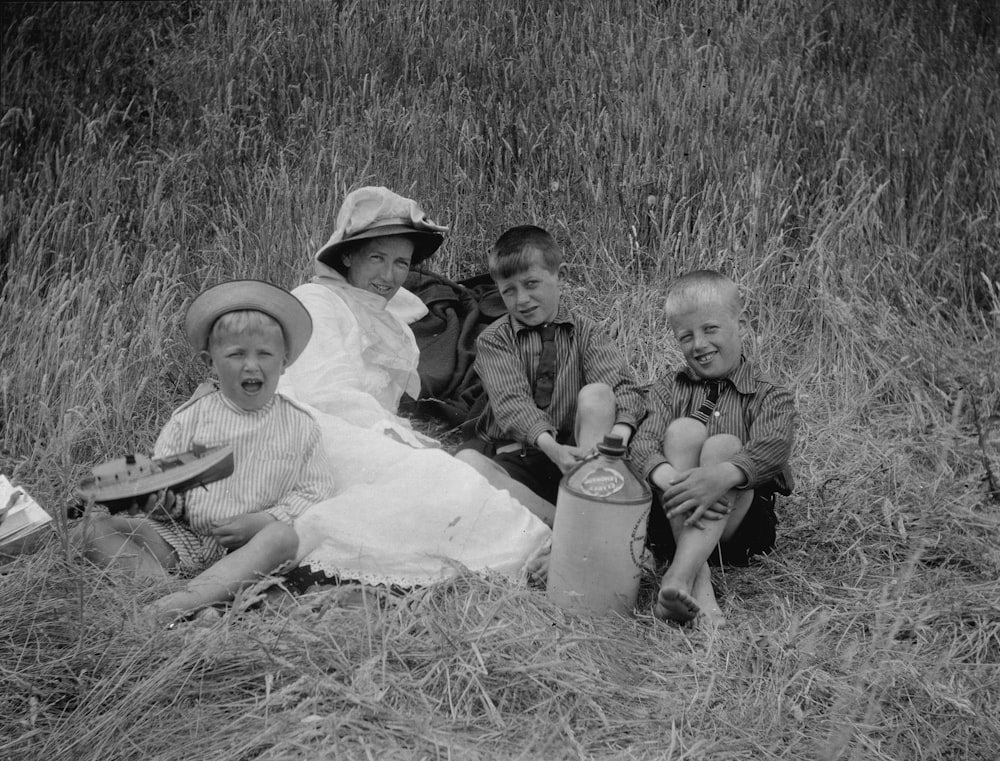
(78, 443, 235, 512)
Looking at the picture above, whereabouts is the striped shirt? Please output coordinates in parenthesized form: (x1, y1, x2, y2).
(473, 302, 645, 446)
(630, 357, 796, 494)
(153, 390, 338, 537)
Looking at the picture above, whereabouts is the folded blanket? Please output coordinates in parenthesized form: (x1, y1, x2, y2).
(401, 270, 505, 427)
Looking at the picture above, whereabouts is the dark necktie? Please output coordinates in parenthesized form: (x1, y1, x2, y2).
(689, 380, 721, 424)
(533, 323, 557, 409)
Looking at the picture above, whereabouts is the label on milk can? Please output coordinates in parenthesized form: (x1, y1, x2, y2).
(580, 467, 625, 497)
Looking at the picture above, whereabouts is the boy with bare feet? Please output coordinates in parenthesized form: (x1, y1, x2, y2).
(74, 281, 337, 624)
(630, 271, 796, 626)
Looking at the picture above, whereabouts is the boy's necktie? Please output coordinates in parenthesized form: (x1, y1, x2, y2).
(690, 380, 721, 424)
(533, 323, 558, 409)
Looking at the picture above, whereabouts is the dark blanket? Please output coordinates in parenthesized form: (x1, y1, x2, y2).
(399, 270, 506, 427)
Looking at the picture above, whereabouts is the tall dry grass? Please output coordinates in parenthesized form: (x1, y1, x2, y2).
(2, 1, 998, 759)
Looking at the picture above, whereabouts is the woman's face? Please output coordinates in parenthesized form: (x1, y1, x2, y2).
(343, 235, 415, 301)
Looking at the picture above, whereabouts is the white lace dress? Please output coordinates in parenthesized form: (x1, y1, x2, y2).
(278, 267, 550, 587)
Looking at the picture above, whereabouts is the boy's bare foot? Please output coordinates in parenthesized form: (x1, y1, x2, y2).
(146, 591, 197, 628)
(654, 586, 700, 622)
(694, 606, 726, 629)
(193, 606, 222, 626)
(692, 567, 725, 627)
(525, 544, 550, 585)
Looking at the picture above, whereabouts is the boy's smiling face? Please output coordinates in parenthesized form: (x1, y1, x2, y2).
(495, 251, 565, 327)
(205, 322, 287, 411)
(669, 297, 747, 380)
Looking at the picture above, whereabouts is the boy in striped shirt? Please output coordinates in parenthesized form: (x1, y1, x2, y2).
(630, 270, 796, 626)
(456, 225, 645, 527)
(75, 281, 337, 623)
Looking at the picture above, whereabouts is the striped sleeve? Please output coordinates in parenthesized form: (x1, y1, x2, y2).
(152, 416, 185, 461)
(728, 382, 796, 489)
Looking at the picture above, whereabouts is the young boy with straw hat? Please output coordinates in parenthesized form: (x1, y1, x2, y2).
(74, 280, 337, 623)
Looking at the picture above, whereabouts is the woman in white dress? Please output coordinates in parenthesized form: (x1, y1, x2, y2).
(278, 187, 550, 589)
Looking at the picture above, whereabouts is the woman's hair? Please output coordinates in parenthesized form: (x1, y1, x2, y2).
(488, 225, 562, 280)
(664, 270, 744, 319)
(208, 310, 285, 352)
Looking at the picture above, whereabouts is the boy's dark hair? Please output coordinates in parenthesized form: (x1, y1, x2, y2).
(488, 225, 562, 279)
(664, 270, 744, 319)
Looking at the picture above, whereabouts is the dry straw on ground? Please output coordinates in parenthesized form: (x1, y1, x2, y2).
(2, 1, 999, 759)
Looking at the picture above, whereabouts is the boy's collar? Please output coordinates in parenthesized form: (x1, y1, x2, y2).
(677, 355, 758, 393)
(509, 301, 574, 333)
(216, 389, 278, 415)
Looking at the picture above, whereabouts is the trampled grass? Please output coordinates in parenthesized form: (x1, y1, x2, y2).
(2, 1, 998, 758)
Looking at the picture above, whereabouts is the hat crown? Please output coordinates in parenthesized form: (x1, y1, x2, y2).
(314, 187, 448, 270)
(336, 186, 445, 242)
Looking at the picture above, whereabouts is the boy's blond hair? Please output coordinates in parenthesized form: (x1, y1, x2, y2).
(208, 310, 286, 352)
(664, 270, 744, 319)
(488, 225, 562, 280)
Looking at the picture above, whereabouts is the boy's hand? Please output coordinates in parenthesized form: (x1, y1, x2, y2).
(609, 422, 633, 446)
(535, 433, 588, 474)
(553, 444, 589, 473)
(211, 513, 276, 549)
(129, 489, 182, 521)
(661, 462, 744, 528)
(547, 443, 589, 474)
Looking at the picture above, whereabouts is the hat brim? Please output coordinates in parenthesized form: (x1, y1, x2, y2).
(185, 280, 313, 365)
(315, 226, 444, 270)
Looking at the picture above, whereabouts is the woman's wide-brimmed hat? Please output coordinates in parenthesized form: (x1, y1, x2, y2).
(315, 186, 448, 273)
(185, 280, 313, 365)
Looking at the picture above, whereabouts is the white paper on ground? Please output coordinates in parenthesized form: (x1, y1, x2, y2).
(0, 475, 53, 549)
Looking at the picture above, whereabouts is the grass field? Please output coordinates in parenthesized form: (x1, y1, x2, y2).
(2, 1, 999, 759)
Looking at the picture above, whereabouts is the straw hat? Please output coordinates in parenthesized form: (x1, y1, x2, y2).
(315, 186, 448, 273)
(184, 280, 313, 364)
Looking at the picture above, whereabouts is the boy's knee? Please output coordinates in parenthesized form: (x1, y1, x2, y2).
(455, 448, 487, 469)
(665, 417, 708, 450)
(576, 383, 614, 418)
(454, 448, 475, 462)
(69, 519, 93, 553)
(700, 433, 742, 464)
(71, 515, 120, 562)
(70, 512, 110, 545)
(270, 522, 300, 557)
(254, 521, 299, 562)
(69, 517, 89, 541)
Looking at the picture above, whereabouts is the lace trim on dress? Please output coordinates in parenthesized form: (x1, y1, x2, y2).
(294, 555, 529, 590)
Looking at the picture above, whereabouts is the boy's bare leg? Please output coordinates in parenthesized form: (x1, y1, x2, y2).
(454, 449, 556, 527)
(656, 428, 753, 624)
(653, 419, 707, 622)
(671, 482, 751, 628)
(574, 383, 616, 450)
(148, 521, 298, 624)
(661, 518, 730, 623)
(524, 540, 550, 584)
(691, 562, 725, 626)
(72, 513, 177, 578)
